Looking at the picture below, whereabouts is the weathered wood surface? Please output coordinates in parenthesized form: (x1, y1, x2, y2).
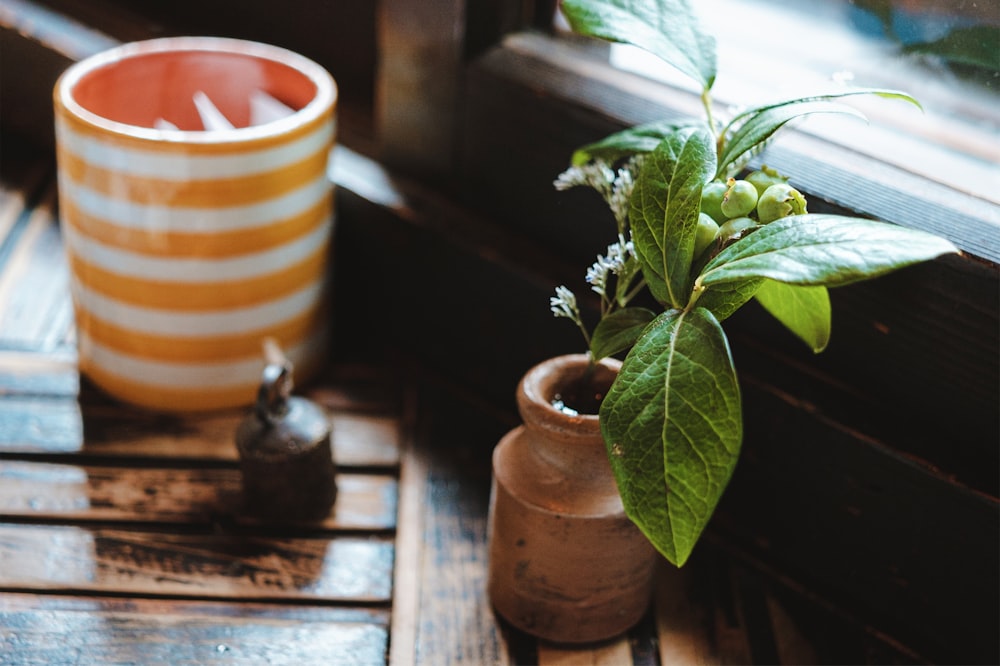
(0, 524, 394, 601)
(0, 140, 404, 662)
(0, 593, 390, 666)
(0, 461, 396, 530)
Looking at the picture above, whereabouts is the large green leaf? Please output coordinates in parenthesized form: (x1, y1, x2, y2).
(601, 307, 741, 566)
(630, 126, 716, 308)
(572, 119, 699, 166)
(698, 215, 958, 289)
(715, 90, 921, 179)
(754, 280, 831, 353)
(590, 307, 656, 360)
(693, 277, 764, 321)
(561, 0, 717, 92)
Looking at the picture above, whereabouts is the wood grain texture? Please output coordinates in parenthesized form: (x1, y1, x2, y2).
(0, 461, 396, 530)
(0, 593, 389, 666)
(0, 396, 401, 468)
(387, 384, 426, 666)
(536, 640, 633, 665)
(0, 523, 393, 602)
(408, 381, 510, 666)
(0, 183, 73, 353)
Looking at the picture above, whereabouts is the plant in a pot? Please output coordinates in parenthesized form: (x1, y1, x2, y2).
(486, 0, 960, 645)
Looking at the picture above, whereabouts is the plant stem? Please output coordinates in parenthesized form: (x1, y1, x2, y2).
(576, 317, 592, 349)
(623, 278, 647, 305)
(701, 89, 717, 140)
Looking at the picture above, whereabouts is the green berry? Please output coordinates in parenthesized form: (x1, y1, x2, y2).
(718, 216, 757, 242)
(694, 213, 720, 258)
(746, 165, 789, 197)
(720, 179, 758, 219)
(700, 181, 728, 223)
(756, 183, 808, 224)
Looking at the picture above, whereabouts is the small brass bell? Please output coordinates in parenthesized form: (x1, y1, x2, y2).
(235, 341, 337, 521)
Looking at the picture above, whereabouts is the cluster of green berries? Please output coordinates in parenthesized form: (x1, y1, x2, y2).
(694, 165, 808, 259)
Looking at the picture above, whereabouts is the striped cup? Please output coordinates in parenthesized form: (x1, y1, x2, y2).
(53, 37, 337, 412)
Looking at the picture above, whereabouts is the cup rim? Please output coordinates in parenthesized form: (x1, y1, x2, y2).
(55, 36, 338, 144)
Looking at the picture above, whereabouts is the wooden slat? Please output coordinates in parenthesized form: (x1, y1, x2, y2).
(0, 523, 393, 602)
(655, 564, 718, 665)
(0, 396, 401, 468)
(78, 405, 401, 468)
(0, 592, 389, 665)
(0, 350, 79, 396)
(536, 640, 633, 665)
(0, 154, 48, 246)
(0, 184, 72, 352)
(0, 461, 396, 530)
(765, 595, 820, 666)
(387, 385, 427, 666)
(400, 381, 511, 666)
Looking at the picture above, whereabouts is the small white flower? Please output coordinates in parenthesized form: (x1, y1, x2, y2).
(553, 160, 615, 194)
(607, 156, 642, 227)
(550, 285, 580, 320)
(585, 262, 608, 296)
(553, 166, 588, 191)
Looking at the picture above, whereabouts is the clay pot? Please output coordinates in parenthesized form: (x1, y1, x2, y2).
(487, 354, 659, 644)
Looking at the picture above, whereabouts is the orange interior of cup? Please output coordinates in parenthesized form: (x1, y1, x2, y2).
(70, 48, 317, 130)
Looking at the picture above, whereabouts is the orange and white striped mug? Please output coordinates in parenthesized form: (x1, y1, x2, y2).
(53, 37, 337, 412)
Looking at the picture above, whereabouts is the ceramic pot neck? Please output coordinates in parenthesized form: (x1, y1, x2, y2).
(517, 354, 621, 477)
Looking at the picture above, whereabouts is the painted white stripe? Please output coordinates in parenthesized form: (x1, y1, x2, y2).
(72, 279, 325, 337)
(78, 327, 327, 389)
(63, 216, 332, 282)
(55, 117, 334, 179)
(58, 172, 332, 233)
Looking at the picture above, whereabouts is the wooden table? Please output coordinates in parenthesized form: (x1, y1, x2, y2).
(0, 139, 922, 665)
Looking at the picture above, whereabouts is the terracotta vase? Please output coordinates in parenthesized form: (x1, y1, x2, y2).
(487, 354, 659, 644)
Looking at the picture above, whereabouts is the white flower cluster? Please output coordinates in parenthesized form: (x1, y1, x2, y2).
(553, 160, 616, 193)
(586, 239, 635, 297)
(549, 285, 580, 321)
(550, 156, 645, 346)
(553, 157, 642, 233)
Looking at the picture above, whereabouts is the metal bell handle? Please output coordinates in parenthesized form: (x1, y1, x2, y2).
(255, 339, 294, 425)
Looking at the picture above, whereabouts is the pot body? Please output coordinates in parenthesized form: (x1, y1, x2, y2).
(487, 354, 658, 644)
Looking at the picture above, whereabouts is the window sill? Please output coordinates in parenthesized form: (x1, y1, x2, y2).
(465, 31, 1000, 264)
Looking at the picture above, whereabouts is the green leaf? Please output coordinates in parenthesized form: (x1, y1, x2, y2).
(601, 308, 741, 567)
(754, 281, 831, 353)
(590, 307, 656, 360)
(698, 214, 958, 289)
(572, 119, 699, 166)
(718, 101, 866, 179)
(630, 126, 716, 308)
(694, 277, 764, 321)
(561, 0, 717, 92)
(715, 90, 921, 179)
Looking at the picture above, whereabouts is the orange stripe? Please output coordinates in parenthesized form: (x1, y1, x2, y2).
(61, 194, 332, 258)
(80, 350, 327, 413)
(81, 361, 257, 412)
(76, 305, 326, 363)
(55, 104, 335, 155)
(66, 246, 328, 310)
(57, 147, 329, 208)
